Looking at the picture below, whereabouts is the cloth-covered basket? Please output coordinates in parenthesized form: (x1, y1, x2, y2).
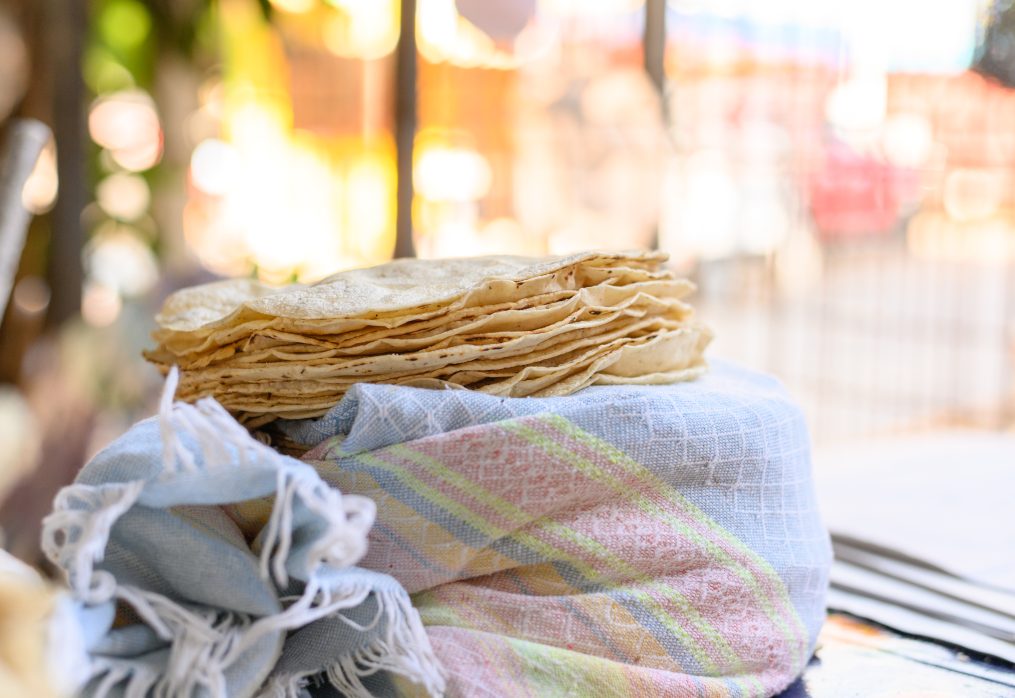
(44, 359, 830, 697)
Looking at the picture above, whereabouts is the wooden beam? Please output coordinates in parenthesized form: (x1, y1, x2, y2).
(45, 0, 86, 326)
(643, 0, 666, 97)
(393, 0, 418, 259)
(644, 0, 667, 252)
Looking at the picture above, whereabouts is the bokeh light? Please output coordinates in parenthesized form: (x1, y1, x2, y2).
(190, 139, 242, 197)
(881, 113, 934, 168)
(177, 0, 401, 283)
(85, 228, 159, 297)
(414, 142, 493, 202)
(21, 141, 59, 215)
(95, 173, 150, 221)
(97, 0, 152, 52)
(11, 276, 51, 316)
(81, 281, 123, 327)
(825, 73, 888, 136)
(88, 90, 163, 172)
(322, 0, 400, 59)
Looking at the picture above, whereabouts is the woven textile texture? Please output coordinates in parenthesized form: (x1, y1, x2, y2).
(41, 371, 444, 698)
(274, 359, 832, 697)
(42, 359, 829, 697)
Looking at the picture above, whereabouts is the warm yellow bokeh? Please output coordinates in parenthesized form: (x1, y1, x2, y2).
(185, 0, 398, 283)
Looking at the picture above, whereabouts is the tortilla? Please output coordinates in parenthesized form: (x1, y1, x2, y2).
(173, 316, 694, 399)
(145, 251, 712, 426)
(147, 280, 693, 370)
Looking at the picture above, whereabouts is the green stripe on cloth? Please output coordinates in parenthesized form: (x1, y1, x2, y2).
(523, 414, 809, 664)
(365, 445, 727, 675)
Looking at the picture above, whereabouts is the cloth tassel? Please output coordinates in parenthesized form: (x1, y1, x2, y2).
(259, 588, 447, 698)
(43, 367, 444, 698)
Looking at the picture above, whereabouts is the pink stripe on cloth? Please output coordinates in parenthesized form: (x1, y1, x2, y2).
(426, 625, 754, 698)
(419, 580, 655, 667)
(344, 416, 803, 691)
(297, 378, 828, 697)
(424, 626, 538, 698)
(516, 417, 809, 653)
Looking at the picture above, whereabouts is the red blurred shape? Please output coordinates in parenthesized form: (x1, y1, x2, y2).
(809, 142, 901, 239)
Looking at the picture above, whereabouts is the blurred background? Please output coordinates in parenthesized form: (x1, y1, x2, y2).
(0, 0, 1013, 561)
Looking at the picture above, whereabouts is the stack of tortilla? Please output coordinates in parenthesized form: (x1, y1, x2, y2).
(145, 251, 712, 427)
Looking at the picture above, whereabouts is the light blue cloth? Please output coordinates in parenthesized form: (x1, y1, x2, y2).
(42, 372, 444, 698)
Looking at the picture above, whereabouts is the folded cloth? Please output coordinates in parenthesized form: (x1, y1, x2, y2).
(45, 359, 829, 698)
(42, 370, 445, 698)
(270, 358, 832, 697)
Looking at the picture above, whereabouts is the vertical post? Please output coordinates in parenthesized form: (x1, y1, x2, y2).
(643, 0, 667, 252)
(393, 0, 417, 259)
(45, 0, 86, 326)
(643, 0, 666, 97)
